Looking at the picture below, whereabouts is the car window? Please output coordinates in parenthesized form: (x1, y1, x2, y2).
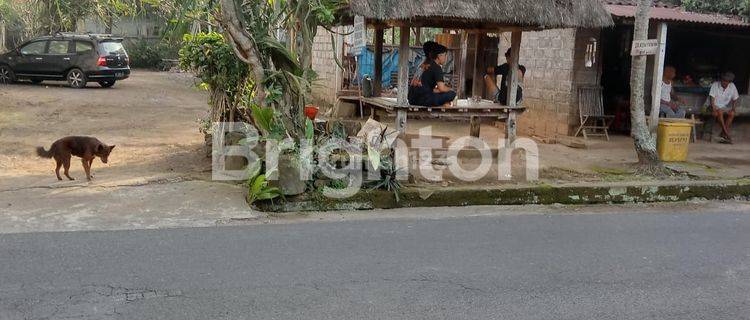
(75, 41, 94, 54)
(20, 41, 46, 55)
(47, 41, 70, 55)
(98, 41, 126, 55)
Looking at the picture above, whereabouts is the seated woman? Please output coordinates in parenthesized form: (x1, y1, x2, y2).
(408, 44, 456, 107)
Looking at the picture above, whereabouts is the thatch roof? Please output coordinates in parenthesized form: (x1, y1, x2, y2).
(346, 0, 614, 30)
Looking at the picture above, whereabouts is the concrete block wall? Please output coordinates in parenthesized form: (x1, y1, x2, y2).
(515, 28, 602, 138)
(515, 29, 578, 138)
(311, 26, 341, 107)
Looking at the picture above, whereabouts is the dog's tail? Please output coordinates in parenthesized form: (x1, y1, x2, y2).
(36, 146, 53, 158)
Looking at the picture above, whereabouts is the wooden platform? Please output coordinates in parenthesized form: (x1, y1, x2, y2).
(338, 96, 526, 140)
(341, 96, 525, 117)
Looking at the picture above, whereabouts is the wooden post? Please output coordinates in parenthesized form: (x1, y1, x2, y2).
(471, 34, 484, 98)
(373, 28, 384, 97)
(396, 26, 410, 135)
(415, 27, 422, 45)
(505, 30, 522, 146)
(469, 116, 481, 137)
(456, 31, 469, 99)
(507, 31, 522, 108)
(649, 22, 668, 134)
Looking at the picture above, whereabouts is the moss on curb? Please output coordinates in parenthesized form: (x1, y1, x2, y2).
(254, 180, 750, 212)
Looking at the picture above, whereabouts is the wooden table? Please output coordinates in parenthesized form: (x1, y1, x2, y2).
(350, 96, 526, 143)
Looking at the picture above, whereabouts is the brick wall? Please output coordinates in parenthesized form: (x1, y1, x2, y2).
(515, 28, 602, 138)
(514, 29, 577, 138)
(311, 26, 341, 107)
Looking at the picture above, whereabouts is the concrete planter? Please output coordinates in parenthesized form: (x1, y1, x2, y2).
(271, 153, 307, 196)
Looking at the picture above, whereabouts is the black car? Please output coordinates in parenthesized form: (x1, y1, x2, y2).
(0, 33, 130, 88)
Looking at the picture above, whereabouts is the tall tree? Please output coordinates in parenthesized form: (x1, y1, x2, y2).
(35, 0, 139, 34)
(629, 0, 664, 172)
(216, 0, 342, 138)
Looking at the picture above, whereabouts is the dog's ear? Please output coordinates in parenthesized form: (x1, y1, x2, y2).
(97, 144, 105, 153)
(109, 145, 116, 152)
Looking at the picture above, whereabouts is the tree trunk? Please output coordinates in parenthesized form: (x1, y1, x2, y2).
(105, 12, 113, 34)
(0, 21, 6, 53)
(218, 0, 267, 106)
(629, 0, 663, 171)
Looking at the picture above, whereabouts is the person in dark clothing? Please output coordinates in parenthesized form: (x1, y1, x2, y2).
(484, 48, 526, 105)
(410, 41, 439, 87)
(408, 43, 456, 107)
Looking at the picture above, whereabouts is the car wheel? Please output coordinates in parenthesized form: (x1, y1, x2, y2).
(30, 79, 43, 84)
(98, 80, 116, 88)
(67, 68, 87, 89)
(0, 65, 15, 84)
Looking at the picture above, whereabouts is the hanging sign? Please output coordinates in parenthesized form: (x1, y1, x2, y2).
(352, 15, 366, 56)
(631, 39, 659, 56)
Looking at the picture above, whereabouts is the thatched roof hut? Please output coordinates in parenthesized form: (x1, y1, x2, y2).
(346, 0, 614, 29)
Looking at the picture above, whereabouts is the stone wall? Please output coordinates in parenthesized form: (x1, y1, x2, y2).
(514, 28, 602, 138)
(311, 26, 342, 107)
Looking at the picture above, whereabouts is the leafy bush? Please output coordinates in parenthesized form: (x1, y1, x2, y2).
(179, 32, 248, 96)
(126, 39, 179, 70)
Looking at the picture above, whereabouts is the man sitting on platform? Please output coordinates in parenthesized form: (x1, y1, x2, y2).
(484, 48, 526, 105)
(659, 66, 687, 118)
(710, 72, 740, 144)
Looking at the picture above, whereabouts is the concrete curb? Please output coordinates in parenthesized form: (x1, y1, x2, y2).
(255, 179, 750, 213)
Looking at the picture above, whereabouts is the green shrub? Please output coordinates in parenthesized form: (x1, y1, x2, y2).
(126, 39, 179, 70)
(178, 32, 249, 96)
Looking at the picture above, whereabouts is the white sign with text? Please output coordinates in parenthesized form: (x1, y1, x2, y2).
(631, 39, 660, 56)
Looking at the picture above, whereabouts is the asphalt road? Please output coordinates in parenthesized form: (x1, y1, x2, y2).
(1, 207, 749, 319)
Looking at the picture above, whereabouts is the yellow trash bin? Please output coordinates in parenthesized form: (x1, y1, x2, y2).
(657, 120, 693, 162)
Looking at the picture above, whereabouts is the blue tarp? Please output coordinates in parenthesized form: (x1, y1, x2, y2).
(356, 48, 400, 87)
(355, 47, 429, 88)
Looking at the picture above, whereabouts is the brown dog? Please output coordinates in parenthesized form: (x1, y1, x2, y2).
(36, 136, 115, 181)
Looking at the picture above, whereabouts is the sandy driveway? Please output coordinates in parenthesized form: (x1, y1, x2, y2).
(0, 71, 253, 233)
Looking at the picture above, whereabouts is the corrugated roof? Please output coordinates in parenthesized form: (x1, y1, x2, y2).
(606, 4, 750, 27)
(603, 0, 674, 8)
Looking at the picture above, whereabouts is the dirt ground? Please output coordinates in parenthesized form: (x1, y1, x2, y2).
(0, 71, 253, 233)
(0, 70, 210, 188)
